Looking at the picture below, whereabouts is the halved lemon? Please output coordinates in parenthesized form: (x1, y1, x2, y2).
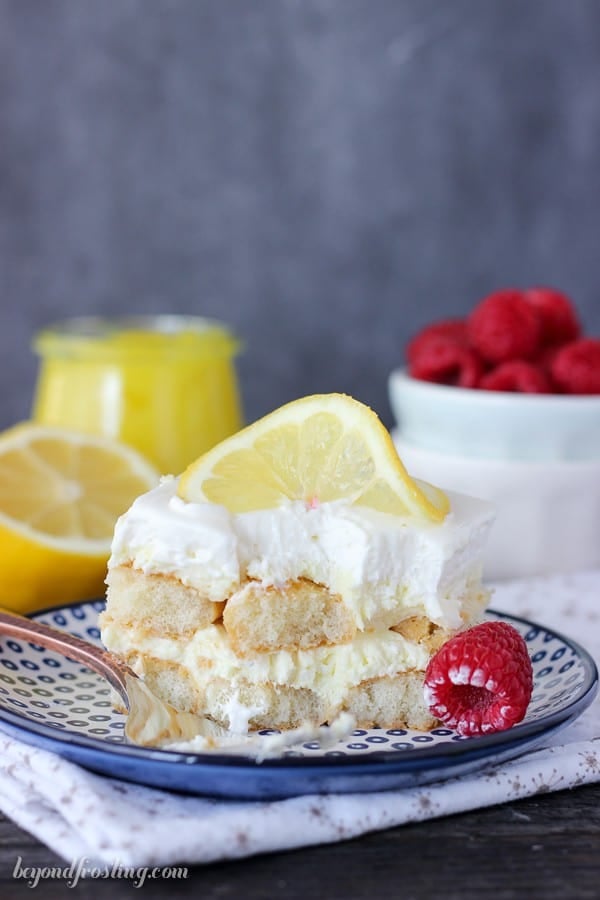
(178, 393, 449, 522)
(0, 423, 159, 612)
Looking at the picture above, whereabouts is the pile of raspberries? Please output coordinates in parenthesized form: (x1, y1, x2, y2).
(407, 287, 600, 394)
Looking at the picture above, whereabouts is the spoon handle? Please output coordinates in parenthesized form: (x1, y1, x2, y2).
(0, 607, 132, 709)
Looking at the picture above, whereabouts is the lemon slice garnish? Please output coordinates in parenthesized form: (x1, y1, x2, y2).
(178, 394, 449, 522)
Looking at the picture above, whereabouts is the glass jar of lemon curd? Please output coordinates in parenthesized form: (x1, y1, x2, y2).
(32, 316, 243, 475)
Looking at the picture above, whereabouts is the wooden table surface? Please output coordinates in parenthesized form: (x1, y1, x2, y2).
(1, 782, 599, 899)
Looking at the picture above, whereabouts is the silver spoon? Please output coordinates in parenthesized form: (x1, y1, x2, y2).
(0, 607, 226, 747)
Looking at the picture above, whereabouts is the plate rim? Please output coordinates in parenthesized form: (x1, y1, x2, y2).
(0, 601, 596, 773)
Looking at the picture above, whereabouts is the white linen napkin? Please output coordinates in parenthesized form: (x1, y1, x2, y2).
(0, 570, 598, 868)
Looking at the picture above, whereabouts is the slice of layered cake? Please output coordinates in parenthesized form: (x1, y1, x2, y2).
(100, 394, 494, 732)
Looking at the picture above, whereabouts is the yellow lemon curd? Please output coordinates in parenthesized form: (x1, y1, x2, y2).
(32, 316, 243, 475)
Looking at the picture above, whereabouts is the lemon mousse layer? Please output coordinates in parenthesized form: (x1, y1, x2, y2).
(100, 623, 431, 711)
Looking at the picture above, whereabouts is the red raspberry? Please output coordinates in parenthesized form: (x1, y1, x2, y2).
(524, 286, 581, 346)
(551, 338, 600, 395)
(406, 319, 468, 365)
(535, 342, 561, 373)
(467, 289, 543, 364)
(409, 337, 484, 388)
(479, 360, 552, 393)
(423, 621, 533, 736)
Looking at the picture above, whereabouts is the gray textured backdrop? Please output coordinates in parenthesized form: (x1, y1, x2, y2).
(1, 0, 599, 432)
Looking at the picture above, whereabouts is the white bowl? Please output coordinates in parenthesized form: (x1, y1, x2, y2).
(393, 433, 600, 581)
(388, 369, 600, 579)
(388, 369, 600, 462)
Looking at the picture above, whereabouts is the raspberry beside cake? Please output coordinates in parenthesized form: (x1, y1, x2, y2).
(100, 395, 495, 733)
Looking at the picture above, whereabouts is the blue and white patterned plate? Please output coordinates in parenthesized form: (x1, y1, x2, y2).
(0, 601, 596, 799)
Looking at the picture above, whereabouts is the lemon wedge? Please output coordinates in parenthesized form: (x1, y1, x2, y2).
(0, 423, 159, 612)
(178, 394, 449, 522)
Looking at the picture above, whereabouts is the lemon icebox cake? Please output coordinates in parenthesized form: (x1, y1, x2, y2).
(100, 395, 494, 732)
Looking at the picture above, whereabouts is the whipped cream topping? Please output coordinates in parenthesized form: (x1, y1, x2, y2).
(108, 476, 495, 630)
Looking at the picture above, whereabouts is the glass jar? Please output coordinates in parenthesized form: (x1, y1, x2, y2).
(32, 316, 243, 475)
